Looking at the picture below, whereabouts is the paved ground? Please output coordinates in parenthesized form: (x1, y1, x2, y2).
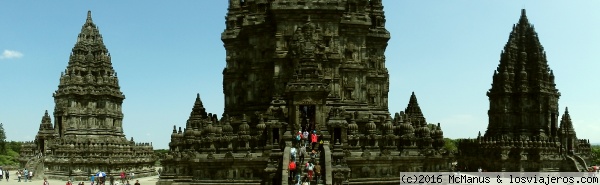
(4, 175, 160, 185)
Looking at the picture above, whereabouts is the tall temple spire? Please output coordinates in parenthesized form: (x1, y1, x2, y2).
(485, 9, 560, 140)
(53, 11, 125, 137)
(23, 10, 155, 180)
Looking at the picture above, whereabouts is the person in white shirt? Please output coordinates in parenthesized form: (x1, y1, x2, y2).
(290, 147, 297, 161)
(306, 162, 314, 182)
(299, 145, 306, 164)
(302, 131, 309, 146)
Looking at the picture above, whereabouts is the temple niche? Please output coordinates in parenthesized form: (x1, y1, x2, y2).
(159, 1, 450, 185)
(19, 11, 156, 181)
(457, 9, 592, 172)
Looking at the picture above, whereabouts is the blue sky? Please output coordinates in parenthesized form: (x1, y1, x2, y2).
(1, 1, 599, 149)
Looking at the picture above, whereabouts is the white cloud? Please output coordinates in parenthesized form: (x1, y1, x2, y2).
(0, 49, 24, 59)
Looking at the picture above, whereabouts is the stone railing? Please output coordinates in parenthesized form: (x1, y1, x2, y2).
(572, 154, 588, 171)
(281, 146, 291, 185)
(564, 155, 584, 172)
(323, 142, 332, 185)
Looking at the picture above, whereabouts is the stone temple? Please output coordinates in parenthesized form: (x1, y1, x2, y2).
(456, 10, 592, 172)
(19, 11, 157, 180)
(159, 1, 449, 185)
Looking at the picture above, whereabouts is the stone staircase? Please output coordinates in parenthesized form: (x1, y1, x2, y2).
(565, 154, 586, 172)
(573, 154, 588, 170)
(24, 156, 45, 180)
(285, 145, 327, 185)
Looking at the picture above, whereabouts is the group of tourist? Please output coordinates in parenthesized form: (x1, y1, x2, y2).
(289, 132, 322, 185)
(63, 179, 140, 185)
(3, 168, 33, 182)
(65, 178, 140, 185)
(0, 167, 144, 185)
(295, 130, 321, 151)
(0, 168, 8, 181)
(88, 171, 136, 185)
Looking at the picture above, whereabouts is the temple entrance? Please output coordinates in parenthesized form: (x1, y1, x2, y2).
(39, 139, 45, 155)
(299, 105, 316, 132)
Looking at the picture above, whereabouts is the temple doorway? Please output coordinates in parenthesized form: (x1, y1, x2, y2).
(39, 139, 45, 155)
(299, 105, 316, 132)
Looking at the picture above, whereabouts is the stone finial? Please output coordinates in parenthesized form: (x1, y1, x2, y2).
(86, 10, 93, 23)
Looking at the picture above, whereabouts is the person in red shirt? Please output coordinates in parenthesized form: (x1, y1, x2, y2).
(120, 171, 126, 184)
(310, 130, 318, 150)
(288, 160, 297, 182)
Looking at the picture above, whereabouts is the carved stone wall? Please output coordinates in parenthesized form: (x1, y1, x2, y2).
(222, 0, 390, 120)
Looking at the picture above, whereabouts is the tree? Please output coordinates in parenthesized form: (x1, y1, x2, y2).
(444, 138, 457, 153)
(0, 123, 6, 154)
(8, 141, 23, 154)
(592, 146, 600, 166)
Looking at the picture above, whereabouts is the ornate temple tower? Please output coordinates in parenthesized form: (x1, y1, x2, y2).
(457, 9, 591, 172)
(558, 108, 577, 153)
(485, 9, 560, 140)
(161, 1, 449, 185)
(53, 11, 126, 139)
(20, 11, 156, 180)
(34, 111, 57, 157)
